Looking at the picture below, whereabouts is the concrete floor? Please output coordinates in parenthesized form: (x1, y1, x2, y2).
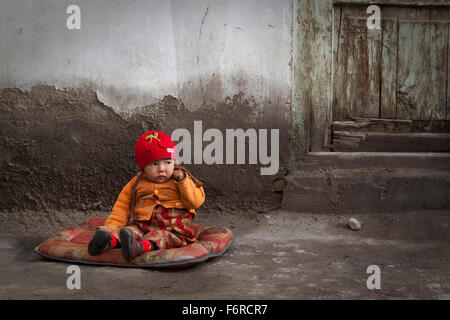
(0, 209, 449, 299)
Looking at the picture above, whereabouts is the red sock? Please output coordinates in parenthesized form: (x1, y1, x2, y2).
(140, 240, 153, 252)
(110, 234, 118, 248)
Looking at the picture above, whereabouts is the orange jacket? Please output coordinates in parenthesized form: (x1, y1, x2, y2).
(99, 173, 205, 231)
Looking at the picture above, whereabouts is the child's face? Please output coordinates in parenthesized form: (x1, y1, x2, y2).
(143, 159, 175, 183)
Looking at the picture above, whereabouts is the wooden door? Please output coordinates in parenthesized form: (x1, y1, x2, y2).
(333, 5, 449, 121)
(331, 3, 450, 151)
(295, 0, 450, 152)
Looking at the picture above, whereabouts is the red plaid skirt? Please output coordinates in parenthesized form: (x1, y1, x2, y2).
(110, 205, 196, 250)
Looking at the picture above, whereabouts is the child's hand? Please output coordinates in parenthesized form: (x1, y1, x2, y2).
(172, 168, 186, 182)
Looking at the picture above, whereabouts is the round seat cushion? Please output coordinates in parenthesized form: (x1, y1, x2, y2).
(34, 217, 234, 268)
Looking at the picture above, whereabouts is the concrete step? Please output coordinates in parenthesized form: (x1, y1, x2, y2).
(282, 153, 450, 213)
(297, 152, 450, 170)
(332, 132, 450, 152)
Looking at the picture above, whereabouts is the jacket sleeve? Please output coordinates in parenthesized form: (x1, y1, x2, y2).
(174, 176, 205, 210)
(99, 176, 137, 232)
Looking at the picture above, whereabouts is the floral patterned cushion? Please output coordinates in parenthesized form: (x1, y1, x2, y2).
(34, 217, 234, 268)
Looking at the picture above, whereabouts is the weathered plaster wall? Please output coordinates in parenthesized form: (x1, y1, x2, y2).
(0, 0, 293, 112)
(0, 0, 295, 214)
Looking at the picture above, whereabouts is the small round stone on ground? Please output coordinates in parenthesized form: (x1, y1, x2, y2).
(348, 218, 361, 231)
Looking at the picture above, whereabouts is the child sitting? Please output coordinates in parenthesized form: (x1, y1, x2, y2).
(88, 130, 205, 261)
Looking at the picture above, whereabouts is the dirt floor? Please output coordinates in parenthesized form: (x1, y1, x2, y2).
(0, 208, 449, 300)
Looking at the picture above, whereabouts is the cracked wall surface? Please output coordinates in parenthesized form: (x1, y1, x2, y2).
(0, 0, 293, 112)
(0, 0, 295, 216)
(0, 86, 291, 213)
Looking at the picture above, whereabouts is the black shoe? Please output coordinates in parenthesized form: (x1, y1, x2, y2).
(88, 229, 112, 256)
(120, 228, 143, 262)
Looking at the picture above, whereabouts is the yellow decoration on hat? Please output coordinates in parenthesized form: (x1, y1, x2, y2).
(145, 132, 160, 143)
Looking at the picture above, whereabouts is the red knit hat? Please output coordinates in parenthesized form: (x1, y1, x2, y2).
(134, 130, 178, 171)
